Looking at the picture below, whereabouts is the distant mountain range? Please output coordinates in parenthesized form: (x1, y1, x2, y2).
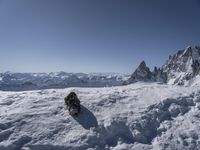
(0, 72, 129, 91)
(1, 46, 200, 91)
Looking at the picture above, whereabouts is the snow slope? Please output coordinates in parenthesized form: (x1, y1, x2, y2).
(0, 83, 200, 150)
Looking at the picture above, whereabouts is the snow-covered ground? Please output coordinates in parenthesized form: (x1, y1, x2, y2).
(0, 82, 200, 150)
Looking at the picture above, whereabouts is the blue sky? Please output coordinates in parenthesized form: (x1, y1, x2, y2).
(0, 0, 200, 73)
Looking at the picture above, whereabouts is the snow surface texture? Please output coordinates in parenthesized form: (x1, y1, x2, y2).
(1, 82, 200, 150)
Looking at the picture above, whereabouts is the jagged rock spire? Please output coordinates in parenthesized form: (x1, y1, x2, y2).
(125, 59, 168, 84)
(138, 61, 147, 68)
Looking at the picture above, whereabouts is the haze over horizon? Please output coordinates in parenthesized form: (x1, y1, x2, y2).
(0, 0, 200, 73)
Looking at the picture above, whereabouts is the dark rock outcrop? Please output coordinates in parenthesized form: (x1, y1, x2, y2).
(127, 61, 152, 83)
(126, 61, 167, 84)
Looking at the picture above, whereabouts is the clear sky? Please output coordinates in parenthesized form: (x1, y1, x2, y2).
(0, 0, 200, 73)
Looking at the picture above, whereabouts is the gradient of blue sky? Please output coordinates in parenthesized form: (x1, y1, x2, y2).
(0, 0, 200, 73)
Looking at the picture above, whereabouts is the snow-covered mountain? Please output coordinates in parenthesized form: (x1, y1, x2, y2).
(127, 46, 200, 86)
(1, 82, 200, 149)
(162, 46, 200, 85)
(0, 72, 129, 91)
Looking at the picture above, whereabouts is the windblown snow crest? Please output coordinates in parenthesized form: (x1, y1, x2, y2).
(0, 83, 200, 149)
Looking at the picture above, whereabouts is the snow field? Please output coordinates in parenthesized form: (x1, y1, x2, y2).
(0, 83, 200, 149)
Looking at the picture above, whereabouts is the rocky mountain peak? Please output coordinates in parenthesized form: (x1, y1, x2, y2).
(125, 61, 151, 84)
(126, 46, 200, 85)
(183, 46, 192, 54)
(162, 46, 200, 85)
(126, 61, 167, 84)
(138, 60, 147, 69)
(134, 61, 151, 75)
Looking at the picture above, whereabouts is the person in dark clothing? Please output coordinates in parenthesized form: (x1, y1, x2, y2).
(64, 92, 81, 116)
